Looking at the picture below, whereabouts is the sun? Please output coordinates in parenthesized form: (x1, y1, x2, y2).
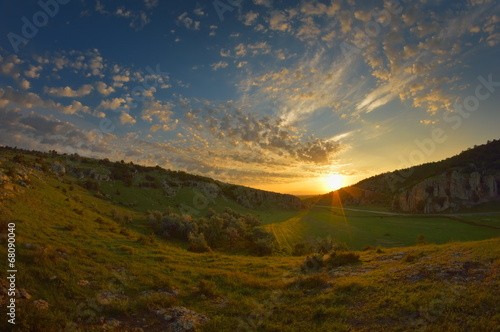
(324, 174, 344, 192)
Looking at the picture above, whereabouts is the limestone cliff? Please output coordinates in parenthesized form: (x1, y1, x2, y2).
(393, 170, 500, 213)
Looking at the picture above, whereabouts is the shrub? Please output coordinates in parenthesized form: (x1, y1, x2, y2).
(293, 242, 314, 256)
(325, 251, 360, 268)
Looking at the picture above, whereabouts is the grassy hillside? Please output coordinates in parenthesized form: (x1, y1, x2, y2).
(0, 147, 499, 331)
(1, 174, 500, 331)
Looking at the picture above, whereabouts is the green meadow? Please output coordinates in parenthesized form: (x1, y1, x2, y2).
(265, 205, 500, 251)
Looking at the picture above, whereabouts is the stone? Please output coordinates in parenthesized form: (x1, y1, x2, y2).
(77, 280, 90, 286)
(97, 292, 129, 305)
(33, 299, 50, 310)
(17, 288, 32, 300)
(156, 307, 209, 332)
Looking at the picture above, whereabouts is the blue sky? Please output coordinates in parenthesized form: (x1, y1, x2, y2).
(0, 0, 499, 194)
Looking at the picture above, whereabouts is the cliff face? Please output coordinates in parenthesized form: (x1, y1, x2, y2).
(393, 170, 500, 213)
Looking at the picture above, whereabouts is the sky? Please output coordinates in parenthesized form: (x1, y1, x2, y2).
(0, 0, 499, 195)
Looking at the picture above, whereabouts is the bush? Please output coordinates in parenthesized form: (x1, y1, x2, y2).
(188, 232, 211, 253)
(293, 242, 314, 256)
(325, 251, 360, 268)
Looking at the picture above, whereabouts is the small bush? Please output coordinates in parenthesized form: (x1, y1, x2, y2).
(325, 251, 360, 268)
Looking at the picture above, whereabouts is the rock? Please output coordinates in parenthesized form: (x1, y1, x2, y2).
(51, 164, 66, 176)
(17, 288, 32, 300)
(77, 280, 90, 286)
(394, 170, 500, 213)
(33, 299, 50, 310)
(160, 307, 209, 332)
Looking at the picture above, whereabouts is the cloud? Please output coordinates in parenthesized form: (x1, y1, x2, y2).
(93, 1, 153, 30)
(23, 65, 43, 79)
(144, 0, 159, 9)
(141, 100, 175, 124)
(94, 81, 115, 96)
(0, 54, 22, 80)
(253, 0, 272, 8)
(242, 11, 259, 25)
(113, 75, 131, 82)
(98, 98, 127, 111)
(269, 11, 291, 32)
(211, 61, 229, 71)
(19, 79, 31, 90)
(45, 84, 94, 98)
(0, 107, 110, 155)
(119, 112, 136, 125)
(60, 101, 91, 115)
(179, 100, 343, 165)
(177, 12, 200, 30)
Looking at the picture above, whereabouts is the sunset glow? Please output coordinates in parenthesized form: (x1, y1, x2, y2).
(324, 174, 345, 192)
(0, 1, 499, 195)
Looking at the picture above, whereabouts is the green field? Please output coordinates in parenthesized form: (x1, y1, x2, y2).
(265, 205, 500, 251)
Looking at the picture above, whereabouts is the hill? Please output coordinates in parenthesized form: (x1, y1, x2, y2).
(313, 139, 500, 213)
(0, 145, 499, 331)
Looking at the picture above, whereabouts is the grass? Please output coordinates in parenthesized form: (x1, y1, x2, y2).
(265, 206, 500, 251)
(1, 149, 499, 331)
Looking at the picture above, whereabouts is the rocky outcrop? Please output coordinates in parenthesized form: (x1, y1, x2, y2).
(154, 307, 209, 332)
(393, 170, 500, 213)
